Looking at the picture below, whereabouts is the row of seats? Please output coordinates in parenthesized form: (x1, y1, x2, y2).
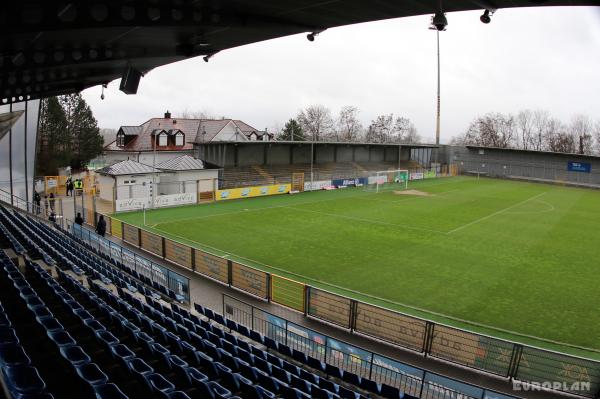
(0, 205, 416, 399)
(6, 209, 183, 303)
(0, 251, 51, 398)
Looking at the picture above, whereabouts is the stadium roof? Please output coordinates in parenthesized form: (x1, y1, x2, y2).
(156, 155, 206, 171)
(96, 159, 158, 176)
(1, 1, 597, 105)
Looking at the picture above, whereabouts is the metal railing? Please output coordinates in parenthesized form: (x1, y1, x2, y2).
(67, 220, 190, 302)
(222, 294, 521, 399)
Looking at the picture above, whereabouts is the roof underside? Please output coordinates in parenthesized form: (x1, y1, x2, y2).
(1, 0, 596, 105)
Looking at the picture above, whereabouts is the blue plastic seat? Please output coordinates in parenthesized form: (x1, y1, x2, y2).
(46, 330, 74, 349)
(291, 374, 311, 394)
(1, 365, 46, 395)
(147, 373, 175, 395)
(186, 366, 208, 388)
(0, 344, 31, 367)
(93, 383, 129, 399)
(249, 330, 265, 345)
(319, 379, 339, 394)
(264, 337, 278, 352)
(300, 369, 319, 385)
(60, 346, 91, 367)
(343, 371, 361, 386)
(292, 349, 308, 364)
(266, 352, 283, 368)
(338, 386, 360, 399)
(76, 363, 109, 386)
(325, 363, 344, 379)
(359, 377, 380, 395)
(208, 381, 231, 399)
(380, 383, 401, 399)
(278, 343, 293, 358)
(308, 356, 326, 373)
(36, 317, 63, 333)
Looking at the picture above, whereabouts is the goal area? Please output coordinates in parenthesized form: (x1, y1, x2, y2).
(364, 169, 409, 193)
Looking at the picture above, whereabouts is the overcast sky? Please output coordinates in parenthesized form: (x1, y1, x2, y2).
(82, 6, 600, 144)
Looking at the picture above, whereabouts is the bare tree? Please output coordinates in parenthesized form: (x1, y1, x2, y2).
(462, 113, 516, 148)
(393, 117, 421, 143)
(545, 118, 576, 153)
(337, 106, 363, 142)
(516, 110, 534, 150)
(595, 120, 600, 155)
(365, 114, 394, 143)
(297, 105, 334, 141)
(531, 110, 550, 151)
(568, 114, 594, 155)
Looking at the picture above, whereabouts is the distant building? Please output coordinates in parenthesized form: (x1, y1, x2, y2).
(102, 111, 273, 165)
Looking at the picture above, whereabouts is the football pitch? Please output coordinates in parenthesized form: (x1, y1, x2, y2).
(114, 176, 600, 357)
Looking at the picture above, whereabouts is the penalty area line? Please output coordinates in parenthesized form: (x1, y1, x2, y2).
(446, 192, 547, 235)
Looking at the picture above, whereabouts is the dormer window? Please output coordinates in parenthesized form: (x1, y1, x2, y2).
(175, 132, 184, 146)
(158, 132, 168, 146)
(116, 132, 125, 147)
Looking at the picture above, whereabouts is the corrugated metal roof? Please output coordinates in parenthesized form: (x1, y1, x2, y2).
(96, 160, 159, 176)
(156, 155, 205, 171)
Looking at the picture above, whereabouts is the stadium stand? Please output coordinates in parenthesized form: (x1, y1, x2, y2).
(0, 204, 420, 399)
(220, 161, 424, 188)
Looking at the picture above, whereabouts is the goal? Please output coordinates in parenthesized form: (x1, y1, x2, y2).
(364, 169, 409, 193)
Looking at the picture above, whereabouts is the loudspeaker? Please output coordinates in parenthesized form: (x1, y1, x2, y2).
(119, 67, 142, 94)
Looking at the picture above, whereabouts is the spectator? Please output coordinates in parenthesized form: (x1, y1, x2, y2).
(96, 215, 106, 237)
(33, 192, 41, 214)
(43, 195, 49, 215)
(48, 192, 56, 212)
(49, 212, 56, 223)
(66, 177, 73, 197)
(75, 212, 83, 226)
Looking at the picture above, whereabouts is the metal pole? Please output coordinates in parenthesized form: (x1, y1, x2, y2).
(310, 137, 314, 190)
(24, 101, 29, 204)
(152, 133, 156, 209)
(9, 103, 13, 206)
(435, 30, 441, 146)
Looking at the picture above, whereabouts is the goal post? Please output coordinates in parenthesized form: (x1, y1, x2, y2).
(365, 169, 409, 193)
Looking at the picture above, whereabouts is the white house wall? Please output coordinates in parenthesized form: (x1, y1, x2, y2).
(212, 121, 248, 142)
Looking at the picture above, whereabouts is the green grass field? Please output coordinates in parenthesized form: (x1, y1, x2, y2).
(114, 176, 600, 358)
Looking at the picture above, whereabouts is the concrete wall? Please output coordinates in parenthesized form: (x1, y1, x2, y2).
(237, 145, 264, 166)
(292, 145, 311, 164)
(354, 146, 370, 162)
(335, 146, 353, 162)
(266, 144, 290, 165)
(315, 145, 335, 163)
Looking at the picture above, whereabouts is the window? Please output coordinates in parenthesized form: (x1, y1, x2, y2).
(158, 133, 167, 146)
(175, 133, 184, 146)
(116, 133, 125, 146)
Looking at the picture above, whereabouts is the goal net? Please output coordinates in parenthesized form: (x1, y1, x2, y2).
(364, 169, 409, 193)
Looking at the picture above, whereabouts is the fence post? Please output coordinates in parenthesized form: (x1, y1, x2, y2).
(368, 352, 375, 380)
(423, 322, 435, 357)
(251, 306, 254, 331)
(222, 294, 225, 321)
(419, 372, 427, 398)
(508, 344, 523, 379)
(285, 320, 288, 346)
(304, 286, 309, 317)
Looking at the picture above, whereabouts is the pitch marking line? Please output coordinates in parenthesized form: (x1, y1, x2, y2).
(285, 206, 448, 235)
(446, 192, 548, 235)
(151, 177, 470, 228)
(149, 225, 600, 354)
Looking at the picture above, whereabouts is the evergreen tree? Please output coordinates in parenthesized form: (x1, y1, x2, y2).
(36, 93, 103, 174)
(64, 94, 103, 169)
(278, 119, 305, 141)
(36, 97, 69, 175)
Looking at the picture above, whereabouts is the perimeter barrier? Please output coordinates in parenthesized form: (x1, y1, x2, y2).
(100, 217, 600, 399)
(222, 294, 520, 399)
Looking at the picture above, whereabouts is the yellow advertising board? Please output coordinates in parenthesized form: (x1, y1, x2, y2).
(215, 184, 291, 201)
